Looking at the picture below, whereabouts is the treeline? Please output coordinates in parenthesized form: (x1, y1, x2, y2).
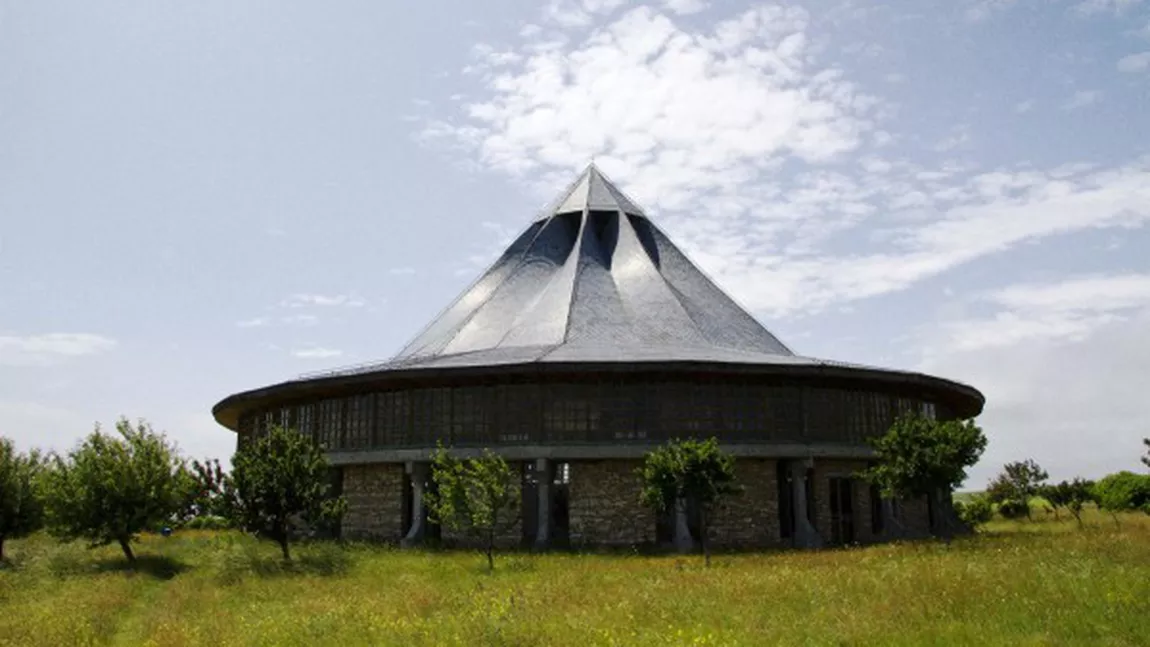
(956, 443, 1150, 528)
(3, 418, 1148, 571)
(0, 419, 344, 563)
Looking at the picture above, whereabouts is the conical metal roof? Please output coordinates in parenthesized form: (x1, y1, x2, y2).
(386, 165, 798, 369)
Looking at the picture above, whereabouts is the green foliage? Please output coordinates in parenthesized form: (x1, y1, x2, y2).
(185, 458, 231, 524)
(985, 459, 1048, 521)
(638, 437, 739, 564)
(225, 425, 346, 561)
(1092, 471, 1150, 515)
(1142, 438, 1149, 470)
(424, 445, 518, 571)
(1040, 478, 1096, 527)
(861, 413, 987, 501)
(954, 494, 993, 528)
(0, 437, 45, 561)
(40, 418, 191, 563)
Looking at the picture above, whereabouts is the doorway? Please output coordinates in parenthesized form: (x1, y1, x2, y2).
(828, 477, 855, 545)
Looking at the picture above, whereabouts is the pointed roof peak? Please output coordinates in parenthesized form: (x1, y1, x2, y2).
(548, 163, 646, 217)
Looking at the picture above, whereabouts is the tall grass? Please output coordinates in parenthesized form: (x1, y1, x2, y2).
(1, 511, 1147, 646)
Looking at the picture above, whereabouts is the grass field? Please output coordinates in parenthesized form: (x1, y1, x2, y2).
(1, 511, 1148, 647)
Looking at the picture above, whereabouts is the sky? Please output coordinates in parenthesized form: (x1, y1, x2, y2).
(1, 0, 1148, 486)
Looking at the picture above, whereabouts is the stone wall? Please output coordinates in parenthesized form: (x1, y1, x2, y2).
(708, 459, 780, 548)
(342, 463, 405, 540)
(568, 460, 654, 547)
(810, 459, 873, 545)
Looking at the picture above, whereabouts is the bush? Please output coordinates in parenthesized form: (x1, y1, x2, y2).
(997, 499, 1030, 519)
(1093, 472, 1150, 514)
(955, 495, 993, 527)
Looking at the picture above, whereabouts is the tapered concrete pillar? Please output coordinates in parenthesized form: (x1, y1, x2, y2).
(534, 458, 553, 549)
(401, 461, 429, 547)
(673, 497, 693, 553)
(791, 460, 823, 549)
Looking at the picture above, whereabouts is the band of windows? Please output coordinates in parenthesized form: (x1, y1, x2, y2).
(237, 381, 940, 451)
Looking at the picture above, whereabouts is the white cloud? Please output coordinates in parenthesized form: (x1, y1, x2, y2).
(427, 4, 874, 210)
(917, 274, 1150, 482)
(933, 125, 973, 152)
(662, 0, 708, 15)
(965, 0, 1018, 22)
(1117, 51, 1150, 72)
(281, 293, 366, 308)
(291, 347, 344, 359)
(236, 317, 269, 328)
(280, 314, 319, 326)
(1014, 99, 1034, 113)
(1073, 0, 1142, 15)
(0, 333, 117, 367)
(1062, 89, 1101, 110)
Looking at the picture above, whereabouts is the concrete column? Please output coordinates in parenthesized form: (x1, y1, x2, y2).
(673, 497, 693, 553)
(401, 461, 429, 547)
(534, 458, 553, 549)
(791, 460, 822, 549)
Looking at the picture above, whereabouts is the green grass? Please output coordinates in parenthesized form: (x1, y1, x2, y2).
(2, 511, 1148, 646)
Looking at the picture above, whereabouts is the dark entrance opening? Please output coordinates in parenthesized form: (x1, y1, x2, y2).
(829, 477, 855, 545)
(521, 462, 539, 547)
(552, 462, 571, 547)
(401, 471, 414, 537)
(777, 460, 794, 540)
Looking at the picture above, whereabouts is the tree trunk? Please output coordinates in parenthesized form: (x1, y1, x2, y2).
(0, 536, 5, 562)
(118, 537, 136, 564)
(486, 528, 495, 572)
(275, 519, 291, 561)
(1072, 511, 1083, 529)
(700, 508, 711, 568)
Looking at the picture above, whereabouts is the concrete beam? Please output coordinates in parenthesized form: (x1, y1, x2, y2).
(327, 443, 873, 466)
(401, 461, 429, 547)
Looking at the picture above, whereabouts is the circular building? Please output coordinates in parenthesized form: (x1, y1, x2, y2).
(213, 165, 984, 550)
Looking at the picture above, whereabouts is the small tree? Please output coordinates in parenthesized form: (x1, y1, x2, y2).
(860, 413, 986, 539)
(1092, 471, 1150, 524)
(638, 437, 739, 566)
(41, 419, 191, 564)
(424, 446, 518, 571)
(954, 494, 993, 529)
(1142, 438, 1149, 470)
(185, 458, 230, 523)
(0, 438, 45, 562)
(986, 460, 1048, 521)
(1041, 478, 1095, 528)
(225, 425, 345, 561)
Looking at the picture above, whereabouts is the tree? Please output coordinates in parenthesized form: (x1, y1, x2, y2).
(41, 419, 191, 564)
(1142, 438, 1149, 470)
(185, 458, 231, 523)
(1092, 471, 1150, 523)
(0, 438, 45, 562)
(1041, 478, 1095, 528)
(225, 425, 346, 561)
(986, 460, 1048, 521)
(424, 446, 519, 571)
(860, 413, 987, 539)
(638, 437, 739, 566)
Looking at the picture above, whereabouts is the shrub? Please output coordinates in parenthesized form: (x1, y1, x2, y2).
(955, 495, 993, 527)
(1093, 471, 1150, 515)
(996, 499, 1030, 519)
